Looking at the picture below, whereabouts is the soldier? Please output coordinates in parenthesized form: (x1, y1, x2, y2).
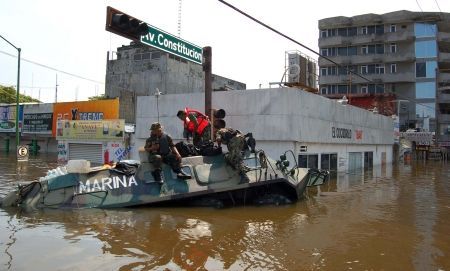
(177, 108, 211, 147)
(215, 127, 250, 184)
(144, 122, 190, 183)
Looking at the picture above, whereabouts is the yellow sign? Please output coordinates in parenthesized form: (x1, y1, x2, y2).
(56, 119, 125, 140)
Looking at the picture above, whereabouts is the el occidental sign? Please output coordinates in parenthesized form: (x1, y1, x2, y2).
(141, 25, 203, 64)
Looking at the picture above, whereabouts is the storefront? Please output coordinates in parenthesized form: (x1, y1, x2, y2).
(0, 105, 23, 151)
(57, 119, 130, 164)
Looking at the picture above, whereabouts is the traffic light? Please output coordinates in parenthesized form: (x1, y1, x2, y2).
(212, 109, 226, 129)
(106, 6, 149, 41)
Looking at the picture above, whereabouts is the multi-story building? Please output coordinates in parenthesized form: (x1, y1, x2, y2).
(318, 11, 450, 137)
(105, 43, 246, 123)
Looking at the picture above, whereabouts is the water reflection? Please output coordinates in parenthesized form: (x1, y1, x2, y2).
(0, 156, 449, 270)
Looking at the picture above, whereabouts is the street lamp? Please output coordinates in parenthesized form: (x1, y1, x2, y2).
(155, 88, 162, 122)
(0, 34, 21, 148)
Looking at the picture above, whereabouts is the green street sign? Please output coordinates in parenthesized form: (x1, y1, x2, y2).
(141, 25, 203, 64)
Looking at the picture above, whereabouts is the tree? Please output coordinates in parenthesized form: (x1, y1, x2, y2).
(0, 85, 41, 103)
(88, 93, 108, 101)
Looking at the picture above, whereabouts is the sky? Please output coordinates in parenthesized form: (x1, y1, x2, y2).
(0, 0, 448, 103)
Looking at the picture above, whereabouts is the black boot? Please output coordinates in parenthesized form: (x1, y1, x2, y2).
(239, 172, 250, 184)
(152, 169, 163, 184)
(175, 168, 191, 179)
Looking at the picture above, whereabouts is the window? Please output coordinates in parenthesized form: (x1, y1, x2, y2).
(416, 62, 426, 78)
(362, 26, 368, 35)
(321, 30, 327, 38)
(142, 53, 150, 60)
(415, 103, 435, 118)
(391, 64, 397, 73)
(390, 43, 397, 53)
(414, 23, 437, 37)
(376, 84, 385, 93)
(321, 48, 328, 56)
(348, 27, 357, 36)
(348, 46, 357, 55)
(350, 85, 357, 94)
(361, 65, 368, 74)
(368, 64, 376, 74)
(321, 68, 327, 76)
(390, 24, 396, 32)
(364, 152, 373, 170)
(361, 85, 368, 93)
(338, 47, 348, 56)
(375, 64, 385, 74)
(368, 25, 376, 34)
(416, 61, 437, 78)
(321, 153, 338, 171)
(151, 51, 161, 59)
(376, 44, 384, 54)
(329, 47, 336, 56)
(361, 45, 368, 55)
(337, 85, 348, 94)
(375, 25, 384, 34)
(338, 28, 347, 37)
(328, 66, 337, 75)
(368, 84, 384, 94)
(321, 87, 327, 94)
(328, 29, 337, 37)
(415, 82, 436, 99)
(298, 154, 319, 169)
(415, 40, 437, 58)
(133, 54, 142, 61)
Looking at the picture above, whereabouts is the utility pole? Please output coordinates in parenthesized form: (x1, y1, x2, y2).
(203, 46, 212, 140)
(203, 47, 212, 119)
(0, 34, 21, 148)
(55, 74, 58, 103)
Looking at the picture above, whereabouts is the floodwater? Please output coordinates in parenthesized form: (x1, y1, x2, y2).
(0, 154, 449, 271)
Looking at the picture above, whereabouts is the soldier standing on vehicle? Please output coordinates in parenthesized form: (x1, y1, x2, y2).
(145, 122, 190, 183)
(177, 108, 211, 147)
(215, 127, 250, 183)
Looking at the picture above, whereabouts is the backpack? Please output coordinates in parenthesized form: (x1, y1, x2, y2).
(175, 141, 199, 157)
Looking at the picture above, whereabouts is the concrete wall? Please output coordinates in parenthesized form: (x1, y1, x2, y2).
(132, 88, 394, 169)
(105, 44, 246, 123)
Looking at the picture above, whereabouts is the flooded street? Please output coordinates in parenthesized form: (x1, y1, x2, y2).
(0, 154, 449, 271)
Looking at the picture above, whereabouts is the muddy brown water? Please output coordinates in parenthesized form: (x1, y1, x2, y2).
(0, 153, 449, 271)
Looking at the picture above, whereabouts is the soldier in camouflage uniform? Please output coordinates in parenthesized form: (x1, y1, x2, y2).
(145, 122, 190, 183)
(215, 128, 249, 183)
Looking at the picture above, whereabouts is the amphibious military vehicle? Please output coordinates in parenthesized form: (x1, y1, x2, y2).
(0, 149, 328, 210)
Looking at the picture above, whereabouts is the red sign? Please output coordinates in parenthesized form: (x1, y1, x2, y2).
(355, 129, 363, 140)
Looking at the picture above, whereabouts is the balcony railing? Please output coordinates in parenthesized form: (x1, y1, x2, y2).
(438, 93, 450, 102)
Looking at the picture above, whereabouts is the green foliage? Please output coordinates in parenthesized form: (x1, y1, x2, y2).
(88, 93, 108, 101)
(0, 85, 41, 103)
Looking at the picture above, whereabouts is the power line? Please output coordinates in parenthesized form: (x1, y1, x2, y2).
(0, 50, 104, 85)
(434, 0, 442, 12)
(415, 0, 424, 12)
(217, 0, 437, 111)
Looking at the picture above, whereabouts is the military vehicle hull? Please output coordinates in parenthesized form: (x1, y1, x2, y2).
(1, 152, 328, 210)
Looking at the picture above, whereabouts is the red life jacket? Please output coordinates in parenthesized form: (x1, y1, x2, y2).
(184, 108, 210, 135)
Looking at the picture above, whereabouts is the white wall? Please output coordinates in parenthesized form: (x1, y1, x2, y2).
(133, 88, 394, 169)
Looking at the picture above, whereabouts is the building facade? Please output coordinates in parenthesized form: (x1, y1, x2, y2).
(132, 88, 394, 173)
(105, 43, 246, 123)
(318, 11, 450, 137)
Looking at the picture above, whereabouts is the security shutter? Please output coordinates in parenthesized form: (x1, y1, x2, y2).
(68, 143, 103, 165)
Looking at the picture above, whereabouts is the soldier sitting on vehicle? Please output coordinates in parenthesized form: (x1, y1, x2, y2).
(215, 127, 250, 184)
(144, 122, 191, 183)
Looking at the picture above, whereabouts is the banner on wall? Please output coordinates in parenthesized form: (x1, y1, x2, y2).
(56, 119, 125, 140)
(22, 113, 53, 134)
(52, 99, 119, 136)
(0, 105, 23, 132)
